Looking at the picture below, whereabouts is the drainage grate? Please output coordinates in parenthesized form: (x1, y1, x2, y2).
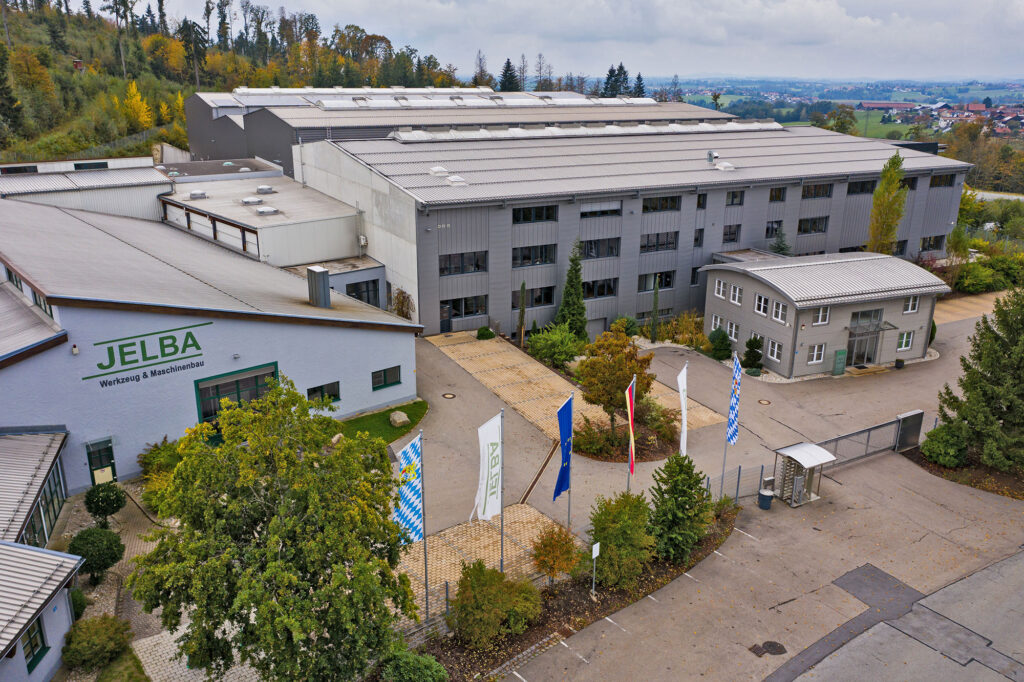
(442, 393, 456, 399)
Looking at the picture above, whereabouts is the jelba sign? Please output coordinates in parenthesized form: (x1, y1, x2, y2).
(83, 322, 212, 383)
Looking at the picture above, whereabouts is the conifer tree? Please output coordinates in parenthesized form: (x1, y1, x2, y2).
(0, 44, 22, 138)
(600, 64, 616, 97)
(82, 0, 94, 19)
(649, 278, 659, 341)
(770, 226, 792, 255)
(614, 62, 628, 95)
(632, 72, 645, 98)
(555, 239, 587, 342)
(497, 57, 519, 92)
(867, 153, 909, 254)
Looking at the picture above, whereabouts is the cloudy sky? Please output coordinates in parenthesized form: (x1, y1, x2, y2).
(169, 0, 1023, 81)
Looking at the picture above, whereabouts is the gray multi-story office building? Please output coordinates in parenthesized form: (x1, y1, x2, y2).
(292, 120, 969, 337)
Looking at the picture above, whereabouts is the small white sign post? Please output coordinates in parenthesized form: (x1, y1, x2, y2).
(590, 542, 600, 601)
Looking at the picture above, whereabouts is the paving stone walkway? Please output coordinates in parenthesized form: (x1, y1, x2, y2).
(933, 291, 1001, 325)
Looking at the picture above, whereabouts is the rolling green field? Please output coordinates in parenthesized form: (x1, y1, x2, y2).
(853, 111, 914, 139)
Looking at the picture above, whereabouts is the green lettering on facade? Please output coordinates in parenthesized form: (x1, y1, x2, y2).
(180, 331, 201, 354)
(96, 346, 116, 370)
(118, 343, 138, 365)
(139, 339, 159, 362)
(159, 335, 179, 356)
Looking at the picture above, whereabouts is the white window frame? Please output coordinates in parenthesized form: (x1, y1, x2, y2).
(772, 300, 788, 324)
(726, 320, 739, 341)
(903, 295, 919, 314)
(897, 331, 914, 351)
(750, 331, 763, 342)
(711, 314, 722, 330)
(714, 279, 726, 299)
(812, 306, 830, 325)
(766, 339, 782, 362)
(808, 343, 825, 364)
(754, 294, 769, 316)
(729, 284, 743, 306)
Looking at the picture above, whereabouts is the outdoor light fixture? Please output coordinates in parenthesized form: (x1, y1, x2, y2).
(71, 344, 79, 355)
(233, 353, 241, 359)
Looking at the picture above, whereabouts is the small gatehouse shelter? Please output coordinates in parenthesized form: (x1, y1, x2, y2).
(772, 442, 836, 507)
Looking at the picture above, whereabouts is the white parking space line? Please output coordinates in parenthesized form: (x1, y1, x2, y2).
(512, 672, 528, 682)
(604, 616, 628, 633)
(735, 527, 759, 541)
(647, 594, 660, 603)
(559, 639, 590, 664)
(683, 572, 700, 582)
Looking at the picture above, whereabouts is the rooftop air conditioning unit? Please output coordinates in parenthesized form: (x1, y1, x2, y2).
(256, 185, 275, 194)
(256, 206, 279, 215)
(241, 196, 263, 206)
(189, 190, 207, 200)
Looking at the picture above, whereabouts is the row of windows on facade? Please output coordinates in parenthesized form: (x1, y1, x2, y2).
(507, 175, 956, 225)
(5, 265, 53, 318)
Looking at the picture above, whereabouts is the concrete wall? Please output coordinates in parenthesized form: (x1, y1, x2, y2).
(0, 588, 74, 682)
(703, 270, 937, 378)
(0, 306, 417, 493)
(257, 217, 361, 266)
(11, 185, 172, 221)
(246, 109, 299, 174)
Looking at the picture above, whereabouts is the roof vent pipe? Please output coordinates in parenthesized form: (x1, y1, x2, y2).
(707, 151, 720, 164)
(307, 266, 331, 308)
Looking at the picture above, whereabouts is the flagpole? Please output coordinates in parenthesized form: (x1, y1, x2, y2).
(419, 430, 428, 620)
(720, 440, 728, 499)
(499, 407, 505, 573)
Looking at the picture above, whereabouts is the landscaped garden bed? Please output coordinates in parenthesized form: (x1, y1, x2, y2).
(902, 447, 1024, 500)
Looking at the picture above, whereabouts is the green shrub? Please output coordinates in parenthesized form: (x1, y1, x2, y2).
(956, 262, 1006, 294)
(634, 395, 680, 444)
(587, 491, 654, 589)
(573, 416, 625, 458)
(613, 316, 639, 337)
(380, 649, 448, 682)
(476, 326, 496, 340)
(84, 482, 126, 528)
(531, 524, 579, 582)
(70, 587, 88, 620)
(649, 454, 712, 562)
(712, 495, 736, 521)
(930, 319, 937, 346)
(527, 322, 584, 370)
(62, 615, 132, 671)
(446, 560, 541, 650)
(707, 327, 732, 361)
(985, 253, 1024, 286)
(921, 421, 969, 468)
(68, 527, 124, 585)
(137, 435, 179, 476)
(741, 336, 763, 369)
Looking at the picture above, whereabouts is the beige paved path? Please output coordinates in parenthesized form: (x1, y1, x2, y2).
(933, 291, 1001, 325)
(427, 332, 722, 439)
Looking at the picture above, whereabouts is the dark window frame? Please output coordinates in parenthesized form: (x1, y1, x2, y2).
(722, 224, 741, 243)
(581, 237, 621, 260)
(345, 279, 380, 307)
(637, 271, 674, 292)
(693, 228, 704, 248)
(725, 190, 745, 206)
(583, 278, 618, 299)
(195, 363, 279, 424)
(580, 202, 623, 219)
(512, 205, 558, 224)
(307, 381, 341, 402)
(797, 216, 830, 235)
(21, 616, 48, 673)
(439, 250, 488, 277)
(847, 180, 877, 195)
(440, 295, 489, 319)
(696, 193, 707, 209)
(511, 244, 557, 268)
(371, 365, 402, 390)
(511, 285, 555, 310)
(920, 235, 945, 251)
(639, 231, 678, 253)
(801, 183, 833, 199)
(642, 195, 682, 213)
(765, 220, 783, 239)
(900, 177, 918, 191)
(929, 174, 956, 188)
(769, 187, 787, 202)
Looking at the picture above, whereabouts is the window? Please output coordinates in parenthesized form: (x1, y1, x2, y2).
(0, 164, 37, 175)
(801, 183, 833, 199)
(812, 306, 830, 325)
(439, 250, 488, 276)
(696, 193, 707, 209)
(372, 365, 401, 390)
(920, 235, 945, 251)
(307, 381, 341, 402)
(726, 190, 744, 206)
(722, 224, 741, 243)
(726, 320, 739, 341)
(750, 331, 763, 342)
(693, 228, 704, 248)
(31, 289, 52, 318)
(580, 200, 622, 218)
(903, 295, 919, 313)
(930, 174, 956, 188)
(637, 271, 674, 291)
(765, 220, 782, 239)
(583, 278, 618, 299)
(772, 300, 788, 324)
(847, 180, 876, 195)
(850, 308, 883, 329)
(642, 195, 681, 212)
(839, 245, 864, 253)
(711, 314, 722, 330)
(512, 244, 557, 268)
(640, 231, 678, 253)
(441, 295, 488, 318)
(6, 266, 22, 290)
(769, 187, 787, 202)
(897, 331, 914, 351)
(690, 267, 700, 286)
(512, 205, 558, 223)
(766, 339, 782, 362)
(729, 284, 742, 306)
(21, 617, 48, 673)
(197, 364, 277, 423)
(74, 160, 109, 170)
(798, 216, 829, 235)
(714, 279, 726, 298)
(808, 343, 825, 364)
(894, 240, 908, 256)
(754, 294, 769, 316)
(346, 280, 379, 307)
(85, 439, 115, 480)
(637, 307, 673, 322)
(900, 177, 918, 191)
(581, 237, 620, 259)
(512, 286, 555, 309)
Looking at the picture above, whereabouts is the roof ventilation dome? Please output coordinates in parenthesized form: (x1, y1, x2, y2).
(241, 196, 263, 205)
(256, 206, 279, 215)
(189, 189, 207, 200)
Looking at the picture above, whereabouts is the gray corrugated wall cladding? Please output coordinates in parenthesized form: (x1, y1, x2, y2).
(185, 96, 216, 160)
(245, 110, 299, 176)
(206, 116, 249, 160)
(416, 212, 441, 333)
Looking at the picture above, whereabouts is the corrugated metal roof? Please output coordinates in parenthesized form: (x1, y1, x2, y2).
(332, 125, 971, 206)
(0, 167, 171, 196)
(0, 540, 82, 657)
(701, 252, 951, 308)
(0, 284, 62, 360)
(0, 200, 419, 331)
(0, 432, 66, 542)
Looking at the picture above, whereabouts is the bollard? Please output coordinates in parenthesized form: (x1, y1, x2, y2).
(736, 465, 742, 500)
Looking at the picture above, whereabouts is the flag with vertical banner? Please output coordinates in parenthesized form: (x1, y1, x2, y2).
(727, 354, 741, 445)
(625, 375, 637, 475)
(473, 413, 503, 521)
(394, 433, 424, 543)
(553, 394, 573, 501)
(678, 362, 688, 455)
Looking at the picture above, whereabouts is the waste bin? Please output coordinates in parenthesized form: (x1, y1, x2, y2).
(757, 488, 773, 510)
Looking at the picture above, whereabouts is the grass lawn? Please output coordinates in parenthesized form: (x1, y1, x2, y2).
(338, 399, 428, 443)
(96, 649, 150, 682)
(853, 110, 913, 139)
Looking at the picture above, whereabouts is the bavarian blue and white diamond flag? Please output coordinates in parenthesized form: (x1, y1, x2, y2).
(726, 354, 741, 445)
(394, 433, 424, 543)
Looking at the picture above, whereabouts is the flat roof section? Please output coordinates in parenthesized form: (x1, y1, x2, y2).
(333, 125, 971, 206)
(163, 176, 358, 229)
(156, 158, 281, 179)
(0, 540, 82, 657)
(287, 255, 384, 277)
(0, 200, 419, 331)
(0, 431, 66, 542)
(0, 284, 64, 364)
(0, 167, 171, 197)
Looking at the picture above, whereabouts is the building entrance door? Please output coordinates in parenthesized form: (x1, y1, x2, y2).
(86, 438, 117, 485)
(439, 304, 452, 333)
(846, 333, 879, 366)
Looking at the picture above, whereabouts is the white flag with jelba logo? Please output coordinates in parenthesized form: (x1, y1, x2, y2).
(473, 413, 503, 521)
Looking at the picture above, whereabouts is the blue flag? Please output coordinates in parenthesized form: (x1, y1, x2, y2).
(726, 354, 741, 445)
(394, 434, 423, 543)
(553, 394, 573, 501)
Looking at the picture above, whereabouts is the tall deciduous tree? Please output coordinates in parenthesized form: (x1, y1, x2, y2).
(945, 222, 970, 286)
(497, 57, 519, 92)
(0, 44, 22, 138)
(576, 319, 654, 435)
(866, 152, 909, 254)
(555, 239, 587, 342)
(127, 378, 416, 680)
